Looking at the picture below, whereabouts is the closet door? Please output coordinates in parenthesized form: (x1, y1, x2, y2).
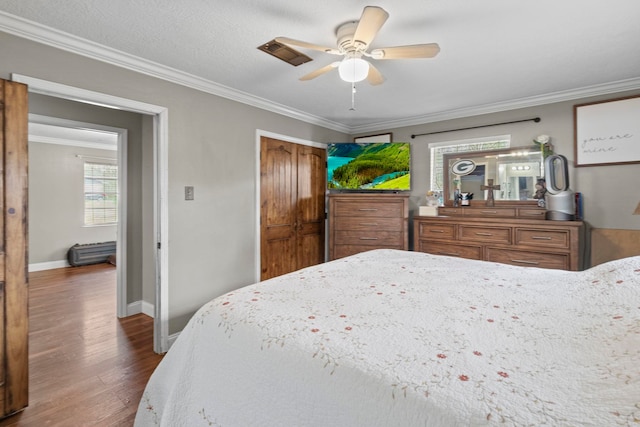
(0, 79, 29, 418)
(260, 137, 325, 280)
(295, 144, 325, 270)
(261, 137, 298, 279)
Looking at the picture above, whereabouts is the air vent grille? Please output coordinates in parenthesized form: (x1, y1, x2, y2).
(258, 39, 312, 66)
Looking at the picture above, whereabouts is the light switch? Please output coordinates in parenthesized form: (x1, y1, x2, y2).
(185, 186, 194, 201)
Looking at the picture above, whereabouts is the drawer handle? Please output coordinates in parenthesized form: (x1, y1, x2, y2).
(511, 259, 539, 265)
(360, 222, 378, 226)
(359, 237, 379, 240)
(438, 251, 460, 257)
(358, 208, 378, 211)
(531, 236, 552, 240)
(523, 212, 544, 216)
(429, 230, 444, 233)
(481, 210, 497, 214)
(475, 232, 493, 236)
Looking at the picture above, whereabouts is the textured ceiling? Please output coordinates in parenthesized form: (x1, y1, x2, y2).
(1, 0, 639, 133)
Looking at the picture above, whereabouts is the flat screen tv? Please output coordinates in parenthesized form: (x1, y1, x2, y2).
(327, 142, 411, 191)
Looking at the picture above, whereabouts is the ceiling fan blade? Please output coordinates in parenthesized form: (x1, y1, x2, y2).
(366, 63, 385, 86)
(275, 37, 340, 55)
(299, 62, 340, 81)
(370, 43, 441, 59)
(351, 6, 389, 48)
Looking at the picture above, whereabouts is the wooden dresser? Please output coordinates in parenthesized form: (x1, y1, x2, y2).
(414, 209, 585, 271)
(329, 193, 409, 260)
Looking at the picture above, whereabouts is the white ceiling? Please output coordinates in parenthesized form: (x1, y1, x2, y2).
(1, 0, 639, 133)
(29, 122, 118, 150)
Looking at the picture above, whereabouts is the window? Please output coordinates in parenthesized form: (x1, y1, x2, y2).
(84, 162, 118, 225)
(430, 135, 510, 191)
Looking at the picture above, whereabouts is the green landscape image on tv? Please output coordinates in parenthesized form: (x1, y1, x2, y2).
(327, 142, 411, 191)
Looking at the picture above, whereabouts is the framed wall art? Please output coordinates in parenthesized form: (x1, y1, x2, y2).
(574, 94, 640, 166)
(353, 132, 392, 143)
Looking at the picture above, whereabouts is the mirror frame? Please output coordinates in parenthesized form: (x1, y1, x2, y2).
(442, 146, 543, 207)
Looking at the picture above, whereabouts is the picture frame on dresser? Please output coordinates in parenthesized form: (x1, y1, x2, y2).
(574, 94, 640, 167)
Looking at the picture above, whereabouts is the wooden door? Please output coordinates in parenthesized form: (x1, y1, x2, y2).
(295, 144, 326, 270)
(260, 137, 325, 280)
(260, 137, 297, 279)
(0, 79, 29, 418)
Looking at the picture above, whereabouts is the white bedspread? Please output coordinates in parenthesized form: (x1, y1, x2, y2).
(135, 249, 640, 426)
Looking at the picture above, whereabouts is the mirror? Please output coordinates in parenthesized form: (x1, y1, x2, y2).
(443, 146, 544, 206)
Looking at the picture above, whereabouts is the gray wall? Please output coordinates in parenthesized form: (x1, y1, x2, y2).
(28, 92, 149, 305)
(0, 31, 347, 334)
(28, 142, 117, 263)
(7, 28, 637, 335)
(364, 94, 640, 253)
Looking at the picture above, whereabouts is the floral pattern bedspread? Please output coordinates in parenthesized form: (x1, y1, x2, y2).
(135, 249, 640, 426)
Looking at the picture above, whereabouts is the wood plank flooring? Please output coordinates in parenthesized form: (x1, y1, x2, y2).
(0, 263, 164, 427)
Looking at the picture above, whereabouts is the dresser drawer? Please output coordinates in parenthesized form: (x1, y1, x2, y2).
(515, 228, 570, 249)
(412, 216, 583, 271)
(438, 207, 463, 216)
(334, 230, 403, 246)
(333, 201, 404, 218)
(459, 225, 511, 244)
(333, 244, 404, 260)
(333, 216, 404, 231)
(416, 222, 456, 240)
(517, 209, 547, 219)
(486, 247, 568, 270)
(465, 208, 516, 217)
(329, 194, 409, 261)
(417, 241, 482, 260)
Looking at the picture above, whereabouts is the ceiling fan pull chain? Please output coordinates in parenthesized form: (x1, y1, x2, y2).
(350, 82, 356, 111)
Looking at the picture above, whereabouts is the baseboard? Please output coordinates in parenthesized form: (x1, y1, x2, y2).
(29, 260, 71, 272)
(128, 301, 179, 349)
(127, 300, 155, 318)
(168, 332, 180, 349)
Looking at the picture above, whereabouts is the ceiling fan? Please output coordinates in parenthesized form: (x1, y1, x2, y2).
(276, 6, 440, 85)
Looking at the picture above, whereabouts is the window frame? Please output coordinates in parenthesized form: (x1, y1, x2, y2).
(83, 160, 118, 226)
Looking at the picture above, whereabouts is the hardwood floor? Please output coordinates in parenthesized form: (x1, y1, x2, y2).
(0, 263, 164, 427)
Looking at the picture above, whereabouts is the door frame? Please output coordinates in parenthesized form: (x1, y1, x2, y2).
(13, 74, 170, 354)
(254, 129, 326, 282)
(27, 114, 128, 317)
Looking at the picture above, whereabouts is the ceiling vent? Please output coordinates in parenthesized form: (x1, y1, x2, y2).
(257, 39, 312, 66)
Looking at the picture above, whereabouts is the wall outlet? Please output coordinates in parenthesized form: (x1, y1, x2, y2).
(185, 186, 194, 201)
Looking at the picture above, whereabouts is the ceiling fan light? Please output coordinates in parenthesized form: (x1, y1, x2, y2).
(338, 58, 369, 82)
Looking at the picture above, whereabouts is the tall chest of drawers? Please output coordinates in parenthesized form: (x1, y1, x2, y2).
(413, 214, 585, 271)
(329, 193, 409, 260)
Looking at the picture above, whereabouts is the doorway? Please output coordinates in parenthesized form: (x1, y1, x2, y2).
(27, 114, 128, 317)
(13, 73, 170, 354)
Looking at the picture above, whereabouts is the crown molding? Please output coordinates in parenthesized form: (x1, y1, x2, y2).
(3, 11, 639, 136)
(350, 77, 640, 134)
(0, 11, 351, 134)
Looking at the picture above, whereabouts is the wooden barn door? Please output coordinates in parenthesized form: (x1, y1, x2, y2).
(0, 79, 29, 418)
(260, 137, 325, 280)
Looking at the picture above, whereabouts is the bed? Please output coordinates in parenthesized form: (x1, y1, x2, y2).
(135, 249, 640, 426)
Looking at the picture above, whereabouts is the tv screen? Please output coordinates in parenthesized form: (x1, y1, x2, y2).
(327, 142, 411, 191)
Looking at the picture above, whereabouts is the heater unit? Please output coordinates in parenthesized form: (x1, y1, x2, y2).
(67, 241, 116, 266)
